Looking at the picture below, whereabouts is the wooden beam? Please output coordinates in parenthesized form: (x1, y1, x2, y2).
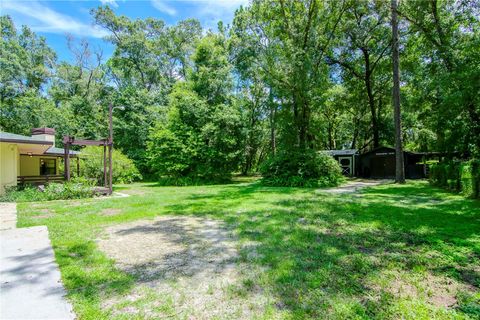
(69, 139, 108, 146)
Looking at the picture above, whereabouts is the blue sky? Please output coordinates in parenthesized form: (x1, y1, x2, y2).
(1, 0, 248, 62)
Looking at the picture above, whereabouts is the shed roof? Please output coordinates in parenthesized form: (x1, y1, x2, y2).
(322, 149, 358, 156)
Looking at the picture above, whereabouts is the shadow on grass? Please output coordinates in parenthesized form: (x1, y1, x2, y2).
(55, 241, 134, 314)
(38, 181, 479, 318)
(162, 182, 480, 318)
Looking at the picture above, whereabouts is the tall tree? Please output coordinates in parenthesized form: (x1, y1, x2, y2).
(147, 33, 244, 180)
(0, 16, 57, 134)
(231, 0, 346, 152)
(328, 1, 392, 149)
(391, 0, 405, 183)
(92, 6, 202, 173)
(399, 0, 480, 156)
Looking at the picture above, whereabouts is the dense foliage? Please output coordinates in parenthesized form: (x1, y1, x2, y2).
(261, 151, 344, 187)
(1, 0, 479, 185)
(147, 34, 244, 181)
(429, 159, 480, 198)
(0, 178, 97, 202)
(79, 146, 141, 184)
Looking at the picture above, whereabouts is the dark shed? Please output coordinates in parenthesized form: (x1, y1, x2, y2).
(358, 146, 426, 179)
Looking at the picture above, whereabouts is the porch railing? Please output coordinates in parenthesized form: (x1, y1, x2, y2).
(17, 175, 65, 185)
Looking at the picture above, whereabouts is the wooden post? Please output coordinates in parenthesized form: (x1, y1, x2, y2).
(64, 137, 70, 181)
(108, 143, 113, 194)
(64, 145, 67, 180)
(103, 143, 107, 188)
(108, 104, 113, 195)
(76, 157, 80, 177)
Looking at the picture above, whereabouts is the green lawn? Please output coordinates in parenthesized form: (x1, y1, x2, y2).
(17, 180, 480, 319)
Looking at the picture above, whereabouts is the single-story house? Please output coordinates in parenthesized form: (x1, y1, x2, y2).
(0, 128, 79, 194)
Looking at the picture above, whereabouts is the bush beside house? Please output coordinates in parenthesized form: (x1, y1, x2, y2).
(0, 178, 97, 202)
(429, 159, 480, 198)
(79, 146, 142, 184)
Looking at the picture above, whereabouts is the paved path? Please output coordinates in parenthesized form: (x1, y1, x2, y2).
(0, 203, 75, 320)
(319, 179, 391, 194)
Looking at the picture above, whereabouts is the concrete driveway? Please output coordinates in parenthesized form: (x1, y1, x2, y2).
(0, 203, 75, 320)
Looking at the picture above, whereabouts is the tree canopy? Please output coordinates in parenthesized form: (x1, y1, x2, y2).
(1, 0, 478, 183)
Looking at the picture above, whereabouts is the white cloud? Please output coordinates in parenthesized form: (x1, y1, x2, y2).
(2, 1, 109, 38)
(100, 0, 119, 8)
(191, 0, 249, 29)
(196, 0, 249, 13)
(151, 0, 177, 16)
(150, 0, 248, 21)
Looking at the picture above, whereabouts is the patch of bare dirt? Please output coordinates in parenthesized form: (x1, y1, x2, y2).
(319, 180, 391, 194)
(121, 188, 149, 196)
(65, 201, 83, 207)
(99, 208, 123, 216)
(368, 270, 476, 308)
(97, 216, 273, 319)
(33, 208, 54, 219)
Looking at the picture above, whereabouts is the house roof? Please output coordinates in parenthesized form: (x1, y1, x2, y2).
(322, 149, 358, 156)
(0, 131, 54, 145)
(45, 147, 80, 156)
(1, 131, 79, 156)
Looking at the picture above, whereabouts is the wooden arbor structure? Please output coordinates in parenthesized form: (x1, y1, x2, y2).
(63, 103, 119, 195)
(63, 136, 112, 195)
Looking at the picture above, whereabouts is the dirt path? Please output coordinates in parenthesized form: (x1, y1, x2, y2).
(97, 216, 272, 319)
(319, 179, 391, 194)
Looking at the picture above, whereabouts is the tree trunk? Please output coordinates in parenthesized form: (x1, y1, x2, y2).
(269, 89, 276, 155)
(391, 0, 405, 183)
(363, 50, 380, 148)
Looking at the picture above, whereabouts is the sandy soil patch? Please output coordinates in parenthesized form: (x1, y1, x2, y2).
(97, 216, 273, 319)
(119, 188, 150, 196)
(319, 180, 391, 194)
(99, 208, 123, 216)
(32, 208, 54, 219)
(367, 269, 476, 308)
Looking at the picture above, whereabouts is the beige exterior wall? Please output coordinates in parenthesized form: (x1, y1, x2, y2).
(20, 156, 40, 176)
(20, 155, 60, 176)
(0, 142, 19, 194)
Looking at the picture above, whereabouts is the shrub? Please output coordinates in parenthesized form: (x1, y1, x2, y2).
(260, 150, 344, 187)
(0, 178, 97, 202)
(79, 146, 141, 184)
(429, 159, 479, 198)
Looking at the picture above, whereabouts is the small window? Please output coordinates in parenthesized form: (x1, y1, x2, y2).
(340, 158, 351, 166)
(40, 158, 56, 175)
